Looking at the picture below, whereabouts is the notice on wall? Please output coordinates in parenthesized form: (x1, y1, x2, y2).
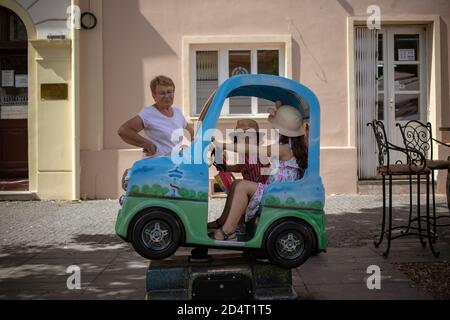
(398, 49, 416, 61)
(41, 83, 68, 101)
(15, 75, 28, 88)
(0, 105, 28, 120)
(1, 70, 15, 87)
(395, 80, 406, 90)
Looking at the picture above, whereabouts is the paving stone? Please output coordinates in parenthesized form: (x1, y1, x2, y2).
(305, 282, 433, 300)
(298, 264, 409, 286)
(78, 287, 145, 300)
(0, 289, 84, 300)
(89, 273, 146, 288)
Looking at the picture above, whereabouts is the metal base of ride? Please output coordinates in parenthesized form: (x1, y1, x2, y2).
(145, 253, 297, 300)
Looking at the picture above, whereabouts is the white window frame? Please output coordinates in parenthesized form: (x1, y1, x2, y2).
(182, 35, 292, 120)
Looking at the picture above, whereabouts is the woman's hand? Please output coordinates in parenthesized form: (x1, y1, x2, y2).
(143, 142, 157, 157)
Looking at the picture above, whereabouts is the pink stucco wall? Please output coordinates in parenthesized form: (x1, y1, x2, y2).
(80, 0, 450, 199)
(100, 0, 449, 148)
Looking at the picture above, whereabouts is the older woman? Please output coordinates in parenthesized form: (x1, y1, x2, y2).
(118, 75, 194, 158)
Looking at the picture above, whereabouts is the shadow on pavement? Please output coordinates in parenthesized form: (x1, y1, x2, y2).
(0, 201, 449, 300)
(0, 234, 148, 300)
(325, 203, 450, 248)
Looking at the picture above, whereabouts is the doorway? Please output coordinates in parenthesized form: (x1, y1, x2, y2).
(357, 26, 428, 179)
(0, 6, 29, 191)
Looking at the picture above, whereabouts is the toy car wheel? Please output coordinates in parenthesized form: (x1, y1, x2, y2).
(265, 220, 314, 269)
(131, 211, 181, 260)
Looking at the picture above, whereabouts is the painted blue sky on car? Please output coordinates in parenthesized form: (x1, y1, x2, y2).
(263, 175, 325, 207)
(129, 157, 208, 194)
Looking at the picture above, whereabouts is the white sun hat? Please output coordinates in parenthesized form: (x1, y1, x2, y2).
(268, 105, 305, 137)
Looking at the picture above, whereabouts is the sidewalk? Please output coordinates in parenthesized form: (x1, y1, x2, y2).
(0, 195, 449, 300)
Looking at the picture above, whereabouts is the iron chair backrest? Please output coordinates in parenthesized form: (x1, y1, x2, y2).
(367, 120, 390, 169)
(397, 120, 450, 162)
(396, 120, 433, 162)
(367, 120, 426, 175)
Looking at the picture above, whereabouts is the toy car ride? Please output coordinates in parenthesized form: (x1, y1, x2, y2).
(115, 74, 327, 268)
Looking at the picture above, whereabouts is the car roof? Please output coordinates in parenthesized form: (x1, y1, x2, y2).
(202, 74, 322, 178)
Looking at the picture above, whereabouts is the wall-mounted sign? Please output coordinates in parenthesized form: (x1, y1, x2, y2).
(15, 75, 28, 88)
(398, 49, 416, 61)
(1, 70, 15, 87)
(41, 83, 68, 101)
(1, 94, 28, 106)
(0, 105, 28, 120)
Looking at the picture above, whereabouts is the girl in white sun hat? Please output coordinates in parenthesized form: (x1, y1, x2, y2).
(212, 102, 308, 241)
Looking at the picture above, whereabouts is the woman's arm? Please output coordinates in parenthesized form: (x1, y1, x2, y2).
(185, 123, 195, 141)
(118, 116, 156, 155)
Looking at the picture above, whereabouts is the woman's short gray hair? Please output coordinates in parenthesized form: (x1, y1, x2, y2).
(150, 75, 175, 94)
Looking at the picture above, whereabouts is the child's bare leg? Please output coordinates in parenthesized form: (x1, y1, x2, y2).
(214, 181, 258, 239)
(208, 180, 240, 228)
(217, 180, 240, 225)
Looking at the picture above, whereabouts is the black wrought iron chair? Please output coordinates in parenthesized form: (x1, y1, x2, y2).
(397, 120, 450, 239)
(367, 120, 439, 258)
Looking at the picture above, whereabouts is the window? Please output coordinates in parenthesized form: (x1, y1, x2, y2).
(229, 50, 251, 114)
(196, 51, 218, 115)
(257, 50, 279, 113)
(0, 7, 27, 41)
(0, 6, 28, 119)
(9, 14, 27, 41)
(192, 46, 283, 117)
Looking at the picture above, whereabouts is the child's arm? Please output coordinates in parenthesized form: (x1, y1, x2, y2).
(212, 139, 238, 153)
(227, 164, 241, 172)
(239, 143, 289, 158)
(213, 140, 290, 160)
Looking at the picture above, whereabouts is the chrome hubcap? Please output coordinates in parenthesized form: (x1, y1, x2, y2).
(276, 232, 304, 259)
(142, 221, 171, 251)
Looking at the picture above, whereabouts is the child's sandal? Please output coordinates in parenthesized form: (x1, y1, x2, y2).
(216, 227, 237, 241)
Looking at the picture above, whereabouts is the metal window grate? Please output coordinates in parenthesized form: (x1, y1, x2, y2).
(196, 51, 218, 115)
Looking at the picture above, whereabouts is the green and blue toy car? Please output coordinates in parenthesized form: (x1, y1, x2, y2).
(115, 74, 327, 268)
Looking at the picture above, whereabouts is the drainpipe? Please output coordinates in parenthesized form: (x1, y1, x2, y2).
(71, 0, 80, 200)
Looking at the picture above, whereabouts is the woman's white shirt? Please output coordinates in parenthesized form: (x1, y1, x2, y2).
(138, 105, 187, 158)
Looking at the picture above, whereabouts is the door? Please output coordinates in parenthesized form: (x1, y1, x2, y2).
(381, 27, 427, 161)
(358, 26, 427, 179)
(0, 6, 29, 189)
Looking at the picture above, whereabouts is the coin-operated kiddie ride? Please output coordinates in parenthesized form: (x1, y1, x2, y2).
(115, 74, 327, 299)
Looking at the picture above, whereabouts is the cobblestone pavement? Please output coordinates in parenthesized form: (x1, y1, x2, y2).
(1, 195, 448, 247)
(0, 195, 449, 300)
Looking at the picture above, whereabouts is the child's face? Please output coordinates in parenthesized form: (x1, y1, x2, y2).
(236, 120, 258, 133)
(235, 120, 259, 149)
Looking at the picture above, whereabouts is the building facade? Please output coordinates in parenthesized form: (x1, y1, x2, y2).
(0, 0, 449, 200)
